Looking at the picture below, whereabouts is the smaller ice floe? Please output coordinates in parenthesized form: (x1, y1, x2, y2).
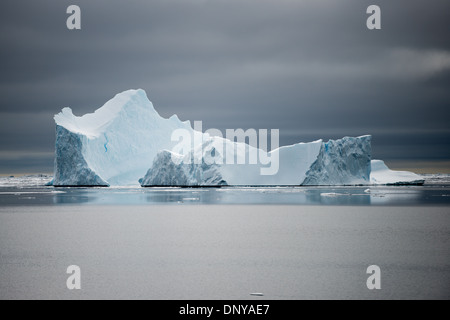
(363, 188, 386, 197)
(182, 198, 200, 201)
(320, 192, 349, 197)
(370, 160, 424, 185)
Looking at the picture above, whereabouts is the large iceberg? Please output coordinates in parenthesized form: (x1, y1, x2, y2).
(370, 160, 424, 185)
(50, 89, 423, 187)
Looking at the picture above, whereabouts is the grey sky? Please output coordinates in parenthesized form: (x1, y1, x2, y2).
(1, 0, 449, 173)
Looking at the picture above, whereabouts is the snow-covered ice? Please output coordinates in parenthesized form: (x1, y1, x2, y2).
(370, 160, 425, 185)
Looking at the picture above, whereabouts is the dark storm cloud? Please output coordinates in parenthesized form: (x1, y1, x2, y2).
(0, 0, 449, 173)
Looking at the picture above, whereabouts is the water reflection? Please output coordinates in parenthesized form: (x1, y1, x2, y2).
(1, 183, 449, 206)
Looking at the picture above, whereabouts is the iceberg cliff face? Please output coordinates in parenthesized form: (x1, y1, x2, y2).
(139, 150, 226, 187)
(53, 126, 109, 187)
(302, 136, 372, 186)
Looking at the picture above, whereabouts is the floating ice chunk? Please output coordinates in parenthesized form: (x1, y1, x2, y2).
(320, 193, 349, 197)
(370, 160, 425, 185)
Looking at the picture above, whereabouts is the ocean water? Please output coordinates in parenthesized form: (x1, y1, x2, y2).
(0, 175, 449, 300)
(0, 174, 450, 206)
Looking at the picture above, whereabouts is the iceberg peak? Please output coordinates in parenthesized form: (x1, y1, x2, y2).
(54, 88, 158, 138)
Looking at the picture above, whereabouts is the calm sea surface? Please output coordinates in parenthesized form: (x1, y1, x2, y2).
(0, 175, 449, 299)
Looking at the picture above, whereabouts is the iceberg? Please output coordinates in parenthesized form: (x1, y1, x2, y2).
(49, 89, 423, 187)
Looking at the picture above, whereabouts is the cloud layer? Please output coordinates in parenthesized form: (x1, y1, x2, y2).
(0, 0, 449, 172)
